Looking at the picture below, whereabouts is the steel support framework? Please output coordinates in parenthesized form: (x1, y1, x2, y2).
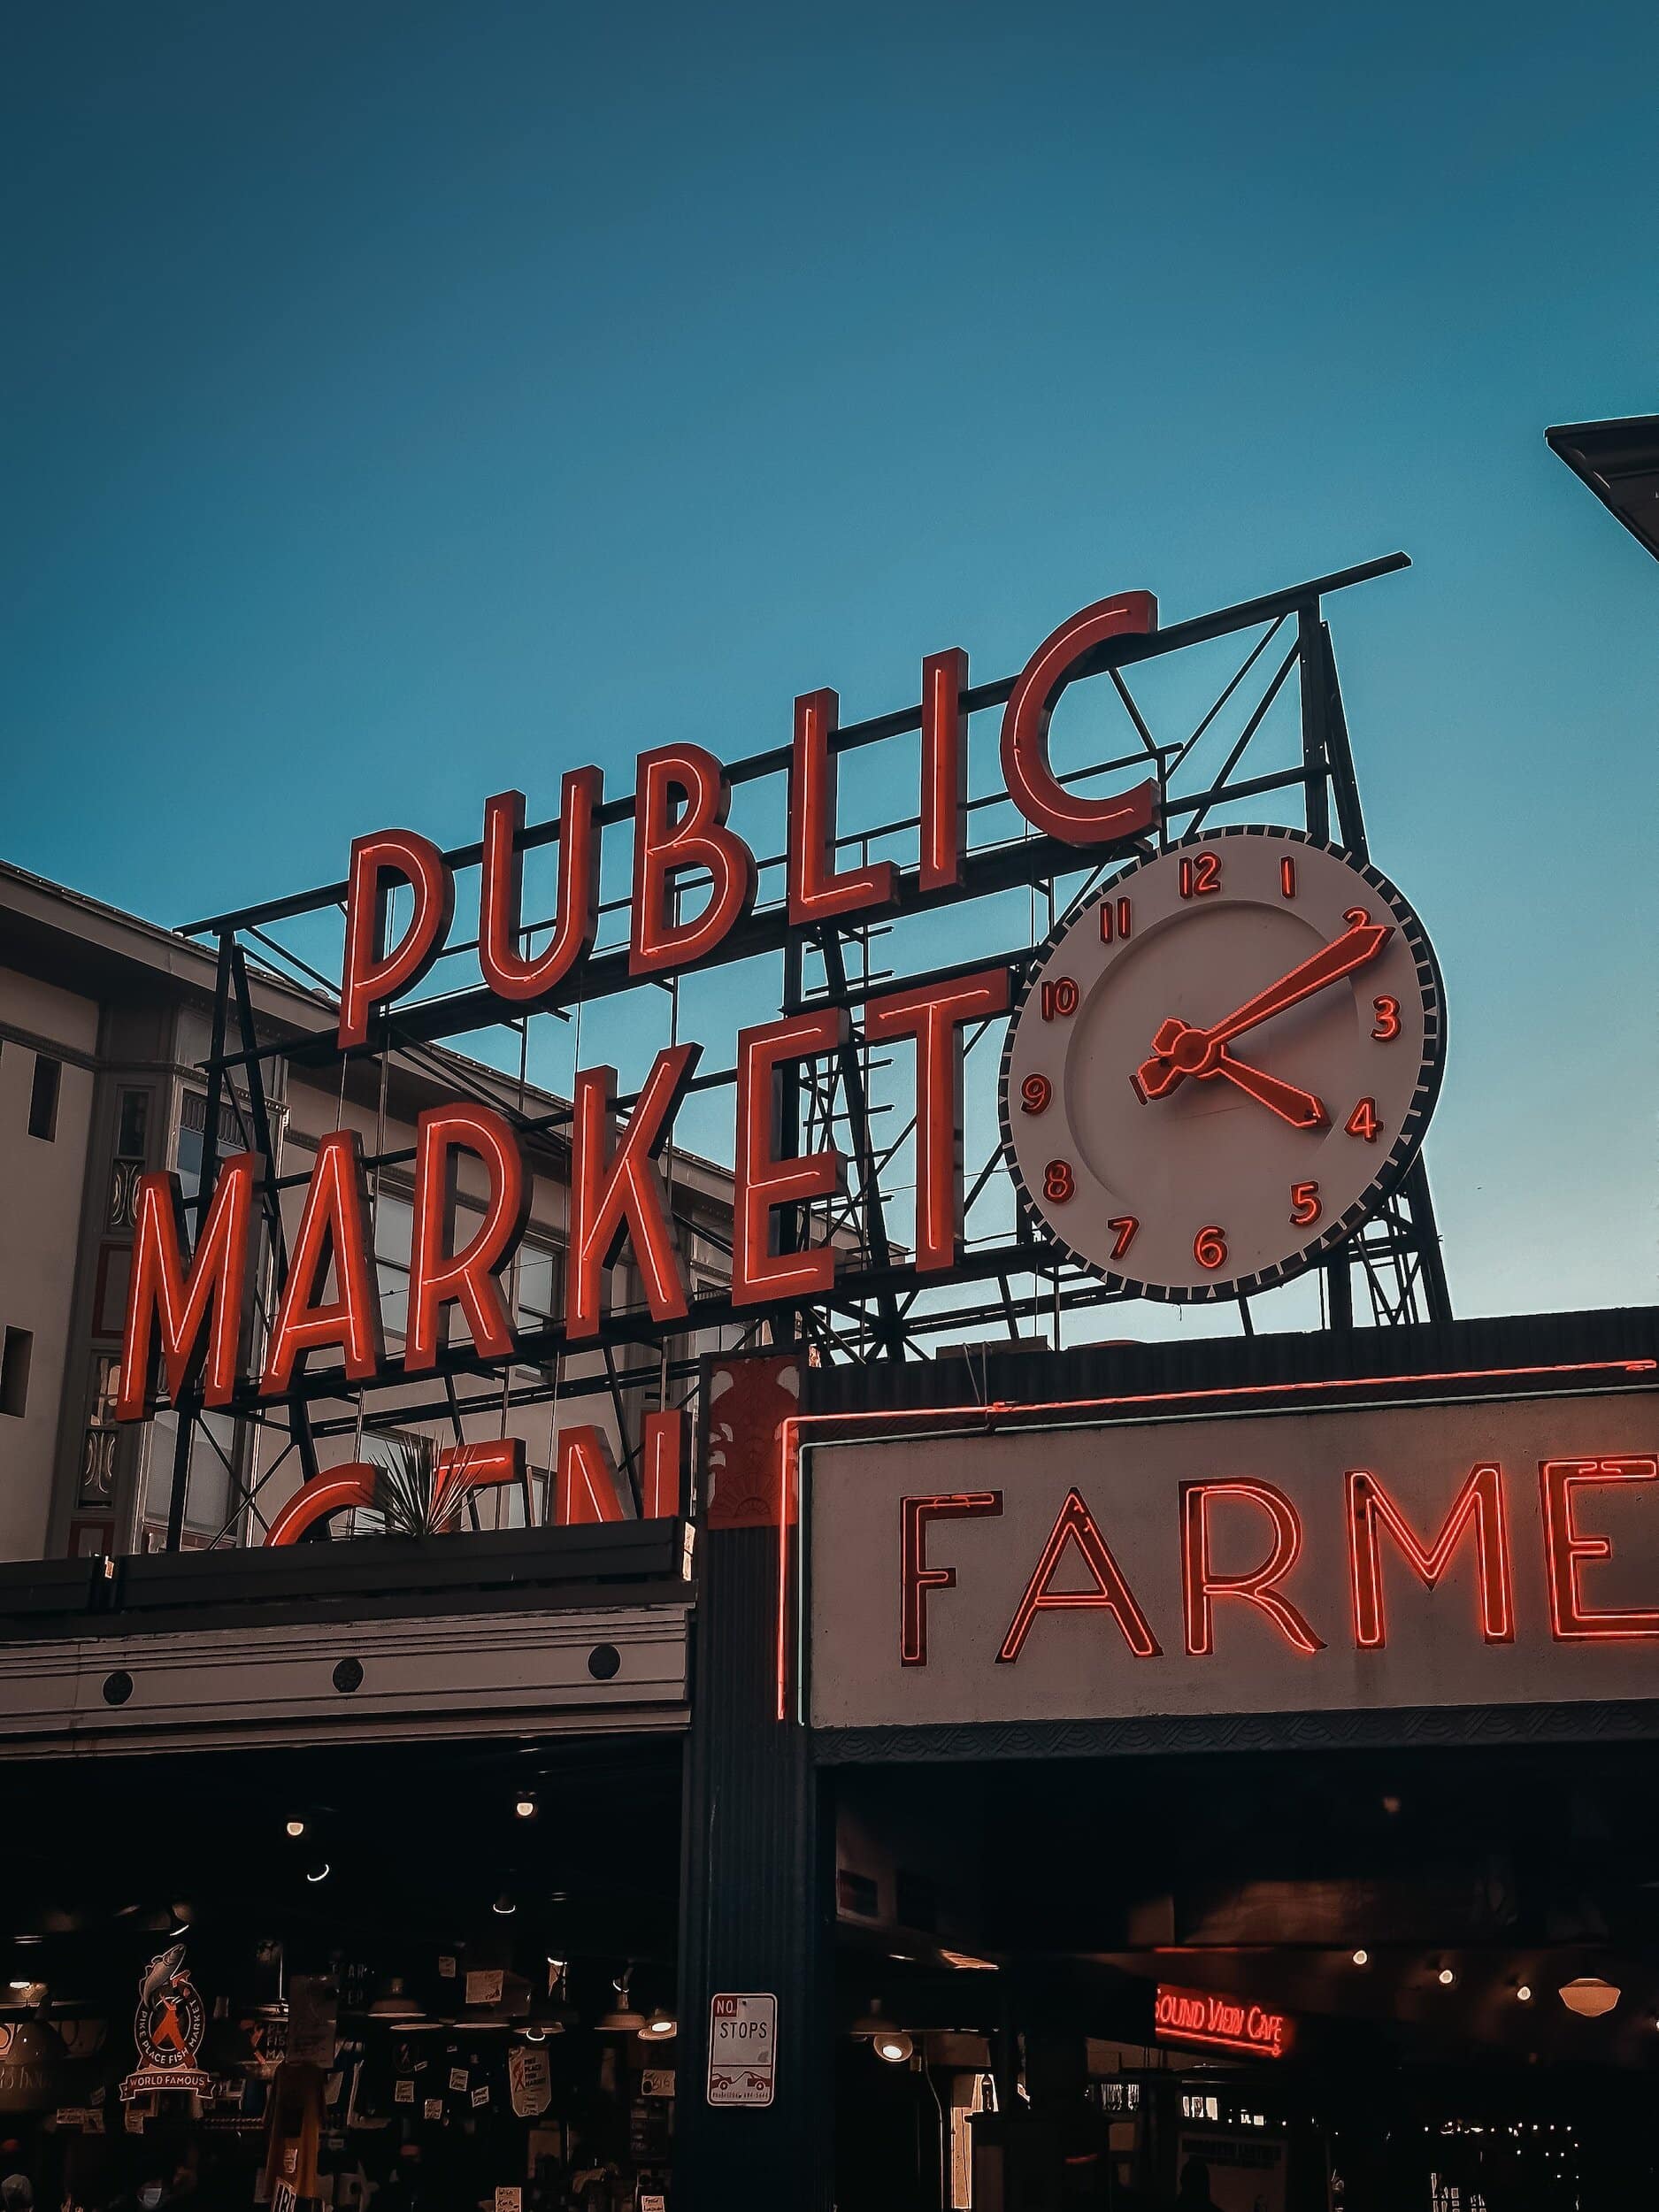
(161, 554, 1450, 1548)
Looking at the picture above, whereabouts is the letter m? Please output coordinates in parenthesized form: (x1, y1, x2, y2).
(117, 1156, 257, 1419)
(1346, 1463, 1514, 1648)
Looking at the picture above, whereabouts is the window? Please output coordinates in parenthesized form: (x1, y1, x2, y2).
(176, 1090, 245, 1203)
(0, 1328, 33, 1418)
(143, 1410, 235, 1538)
(514, 1240, 564, 1333)
(374, 1192, 413, 1340)
(117, 1088, 150, 1159)
(27, 1055, 59, 1141)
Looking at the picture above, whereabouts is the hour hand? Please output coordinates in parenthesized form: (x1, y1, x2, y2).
(1210, 1052, 1327, 1130)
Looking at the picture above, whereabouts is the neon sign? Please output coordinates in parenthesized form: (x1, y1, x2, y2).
(1156, 1984, 1293, 2060)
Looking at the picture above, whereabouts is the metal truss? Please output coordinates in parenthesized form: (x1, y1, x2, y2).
(161, 553, 1450, 1548)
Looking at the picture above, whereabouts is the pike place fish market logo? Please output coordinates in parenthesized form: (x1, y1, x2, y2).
(121, 1943, 211, 2101)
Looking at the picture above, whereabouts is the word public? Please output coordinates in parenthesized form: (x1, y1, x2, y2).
(116, 594, 1160, 1418)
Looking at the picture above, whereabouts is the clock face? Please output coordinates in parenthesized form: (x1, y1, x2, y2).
(998, 826, 1445, 1302)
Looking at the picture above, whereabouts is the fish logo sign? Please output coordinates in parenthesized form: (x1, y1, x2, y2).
(121, 1944, 211, 2101)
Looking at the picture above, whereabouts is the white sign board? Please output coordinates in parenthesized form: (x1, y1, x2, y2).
(809, 1386, 1659, 1730)
(706, 1992, 777, 2108)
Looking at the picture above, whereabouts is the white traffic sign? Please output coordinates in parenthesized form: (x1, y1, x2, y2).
(706, 1992, 778, 2107)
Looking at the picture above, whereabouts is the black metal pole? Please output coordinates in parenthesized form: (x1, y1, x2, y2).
(165, 931, 234, 1551)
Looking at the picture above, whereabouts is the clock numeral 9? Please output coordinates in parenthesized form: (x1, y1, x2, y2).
(1194, 1225, 1228, 1271)
(1020, 1073, 1052, 1117)
(1043, 1160, 1076, 1204)
(1290, 1180, 1321, 1227)
(1108, 1216, 1139, 1262)
(1100, 896, 1133, 944)
(1371, 995, 1401, 1041)
(1040, 977, 1079, 1021)
(1345, 1098, 1381, 1142)
(1179, 851, 1222, 900)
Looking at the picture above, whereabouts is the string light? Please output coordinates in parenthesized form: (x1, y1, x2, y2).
(1351, 1950, 1370, 1967)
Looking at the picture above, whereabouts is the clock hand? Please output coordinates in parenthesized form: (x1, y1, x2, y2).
(1136, 918, 1392, 1098)
(1208, 1052, 1328, 1130)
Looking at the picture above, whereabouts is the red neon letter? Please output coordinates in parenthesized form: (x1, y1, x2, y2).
(404, 1103, 531, 1374)
(1347, 1463, 1514, 1648)
(901, 1493, 1002, 1664)
(557, 1425, 627, 1525)
(339, 830, 455, 1048)
(999, 1487, 1162, 1663)
(259, 1131, 385, 1394)
(629, 745, 757, 978)
(565, 1043, 699, 1341)
(1000, 593, 1160, 846)
(264, 1439, 524, 1545)
(117, 1156, 257, 1419)
(919, 649, 969, 893)
(1540, 1456, 1659, 1640)
(732, 1010, 847, 1306)
(787, 689, 898, 926)
(864, 967, 1011, 1271)
(641, 1409, 687, 1520)
(1180, 1480, 1323, 1656)
(479, 773, 603, 1005)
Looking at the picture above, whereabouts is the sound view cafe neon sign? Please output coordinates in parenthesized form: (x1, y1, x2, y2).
(112, 594, 1162, 1532)
(1156, 1984, 1294, 2061)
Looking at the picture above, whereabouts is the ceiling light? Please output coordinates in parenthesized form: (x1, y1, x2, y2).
(514, 1793, 538, 1821)
(493, 1893, 517, 1917)
(285, 1819, 306, 1839)
(366, 1976, 423, 2022)
(6, 1979, 31, 1993)
(873, 2031, 914, 2064)
(305, 1862, 330, 1884)
(1559, 1977, 1619, 2018)
(640, 2008, 677, 2039)
(524, 2026, 547, 2042)
(1351, 1950, 1369, 1967)
(1438, 1968, 1455, 1986)
(938, 1950, 997, 1971)
(1517, 1985, 1533, 2003)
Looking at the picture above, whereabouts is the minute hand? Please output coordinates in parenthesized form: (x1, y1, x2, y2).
(1138, 919, 1393, 1098)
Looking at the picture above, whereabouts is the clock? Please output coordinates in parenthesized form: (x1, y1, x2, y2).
(998, 826, 1445, 1302)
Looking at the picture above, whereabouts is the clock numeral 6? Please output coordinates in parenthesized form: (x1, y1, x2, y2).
(1108, 1216, 1139, 1262)
(1345, 1098, 1381, 1142)
(1194, 1225, 1228, 1271)
(1043, 1160, 1076, 1204)
(1290, 1180, 1321, 1227)
(1179, 851, 1222, 900)
(1371, 995, 1401, 1041)
(1020, 1073, 1052, 1117)
(1040, 977, 1079, 1021)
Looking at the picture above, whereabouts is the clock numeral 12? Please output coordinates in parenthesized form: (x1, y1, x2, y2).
(1345, 1098, 1381, 1142)
(1179, 851, 1222, 900)
(1280, 856, 1297, 899)
(1194, 1225, 1228, 1271)
(1099, 897, 1133, 944)
(1290, 1180, 1321, 1226)
(1040, 977, 1079, 1021)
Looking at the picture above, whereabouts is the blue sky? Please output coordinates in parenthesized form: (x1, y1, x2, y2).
(4, 0, 1655, 1326)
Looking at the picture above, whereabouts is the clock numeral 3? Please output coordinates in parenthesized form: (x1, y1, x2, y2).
(1020, 1073, 1052, 1117)
(1290, 1180, 1321, 1226)
(1108, 1216, 1139, 1262)
(1371, 995, 1401, 1041)
(1040, 977, 1079, 1021)
(1345, 1098, 1381, 1142)
(1099, 897, 1133, 944)
(1179, 851, 1222, 900)
(1194, 1225, 1228, 1271)
(1043, 1160, 1076, 1204)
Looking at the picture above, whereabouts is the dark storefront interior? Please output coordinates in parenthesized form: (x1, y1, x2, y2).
(0, 1735, 682, 2208)
(832, 1740, 1659, 2211)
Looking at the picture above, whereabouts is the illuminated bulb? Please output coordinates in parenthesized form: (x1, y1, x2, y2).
(514, 1793, 537, 1821)
(305, 1862, 330, 1884)
(873, 2032, 913, 2065)
(285, 1819, 306, 1839)
(1438, 1968, 1455, 1986)
(1558, 1977, 1618, 2017)
(1351, 1949, 1369, 1967)
(1517, 1985, 1532, 2003)
(493, 1893, 517, 1917)
(6, 1979, 30, 1993)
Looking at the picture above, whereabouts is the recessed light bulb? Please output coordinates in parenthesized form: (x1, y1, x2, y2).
(514, 1794, 537, 1820)
(1439, 1968, 1455, 1986)
(286, 1819, 306, 1839)
(1517, 1985, 1532, 2002)
(1352, 1949, 1369, 1967)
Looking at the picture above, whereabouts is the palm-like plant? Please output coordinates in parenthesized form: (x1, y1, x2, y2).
(370, 1433, 454, 1537)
